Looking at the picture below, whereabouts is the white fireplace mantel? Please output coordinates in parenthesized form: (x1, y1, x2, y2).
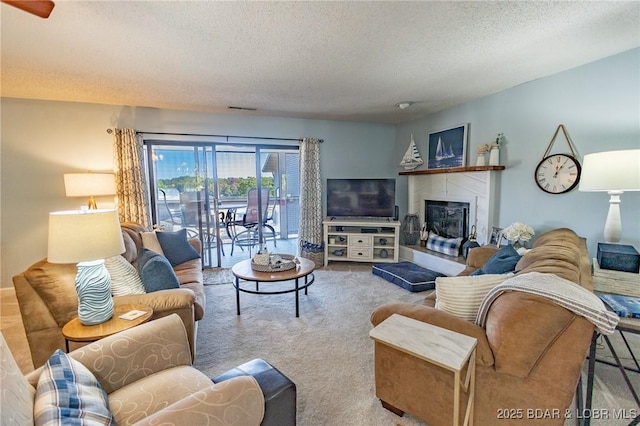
(400, 166, 504, 274)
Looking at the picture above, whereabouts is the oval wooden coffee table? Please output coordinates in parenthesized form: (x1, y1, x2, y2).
(62, 303, 153, 352)
(231, 257, 315, 317)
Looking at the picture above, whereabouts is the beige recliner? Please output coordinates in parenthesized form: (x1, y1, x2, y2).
(1, 314, 264, 426)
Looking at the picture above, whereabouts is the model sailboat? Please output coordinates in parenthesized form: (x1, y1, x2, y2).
(399, 134, 424, 170)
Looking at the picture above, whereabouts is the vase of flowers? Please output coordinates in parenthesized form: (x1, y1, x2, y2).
(503, 222, 534, 251)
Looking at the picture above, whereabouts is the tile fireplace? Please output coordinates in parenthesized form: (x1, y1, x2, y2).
(401, 167, 503, 274)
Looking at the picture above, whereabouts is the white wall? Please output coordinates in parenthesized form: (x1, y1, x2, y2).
(396, 48, 640, 258)
(0, 100, 395, 287)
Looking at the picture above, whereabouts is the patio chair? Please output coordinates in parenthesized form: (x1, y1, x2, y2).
(159, 188, 180, 230)
(180, 191, 225, 255)
(227, 187, 276, 255)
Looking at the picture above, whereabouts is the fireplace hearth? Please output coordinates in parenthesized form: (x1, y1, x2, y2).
(424, 200, 469, 239)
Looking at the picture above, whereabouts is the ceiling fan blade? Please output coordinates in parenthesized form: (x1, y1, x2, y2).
(2, 0, 55, 19)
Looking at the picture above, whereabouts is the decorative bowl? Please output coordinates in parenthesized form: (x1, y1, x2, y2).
(251, 253, 297, 272)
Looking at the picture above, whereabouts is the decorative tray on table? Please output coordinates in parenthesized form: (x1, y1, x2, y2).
(251, 253, 298, 272)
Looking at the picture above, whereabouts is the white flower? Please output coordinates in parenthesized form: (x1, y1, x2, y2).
(503, 222, 535, 242)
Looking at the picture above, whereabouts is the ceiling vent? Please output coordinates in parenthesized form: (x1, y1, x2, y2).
(228, 106, 257, 111)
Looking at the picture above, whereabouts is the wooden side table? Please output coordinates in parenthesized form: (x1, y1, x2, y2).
(62, 304, 153, 352)
(370, 313, 477, 426)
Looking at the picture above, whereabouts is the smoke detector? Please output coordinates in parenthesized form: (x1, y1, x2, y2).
(395, 101, 414, 110)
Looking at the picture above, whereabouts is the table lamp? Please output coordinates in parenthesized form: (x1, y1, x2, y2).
(48, 209, 125, 325)
(64, 173, 116, 209)
(579, 149, 640, 243)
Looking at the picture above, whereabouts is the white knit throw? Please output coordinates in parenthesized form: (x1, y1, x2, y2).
(475, 272, 619, 335)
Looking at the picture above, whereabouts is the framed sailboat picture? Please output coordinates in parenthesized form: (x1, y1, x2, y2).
(427, 124, 468, 169)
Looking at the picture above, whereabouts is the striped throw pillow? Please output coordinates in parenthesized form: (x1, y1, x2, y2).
(435, 273, 514, 321)
(105, 255, 146, 297)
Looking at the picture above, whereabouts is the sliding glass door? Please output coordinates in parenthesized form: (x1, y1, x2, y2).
(260, 149, 300, 237)
(147, 144, 223, 267)
(145, 141, 299, 268)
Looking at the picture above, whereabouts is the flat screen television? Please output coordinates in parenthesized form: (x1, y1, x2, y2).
(326, 178, 396, 219)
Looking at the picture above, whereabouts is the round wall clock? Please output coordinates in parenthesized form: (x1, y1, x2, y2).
(534, 153, 581, 194)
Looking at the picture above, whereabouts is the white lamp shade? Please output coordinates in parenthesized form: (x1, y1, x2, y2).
(579, 149, 640, 192)
(48, 209, 125, 263)
(64, 173, 116, 197)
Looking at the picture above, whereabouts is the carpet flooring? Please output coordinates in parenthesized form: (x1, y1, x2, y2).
(195, 263, 428, 425)
(1, 264, 638, 425)
(203, 267, 236, 285)
(193, 263, 639, 426)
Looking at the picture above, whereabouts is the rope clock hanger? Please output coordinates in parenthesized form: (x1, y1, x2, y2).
(534, 124, 582, 195)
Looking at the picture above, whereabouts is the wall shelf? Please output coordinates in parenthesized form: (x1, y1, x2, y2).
(399, 165, 505, 176)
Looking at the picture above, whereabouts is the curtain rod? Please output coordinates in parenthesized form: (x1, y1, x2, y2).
(106, 129, 323, 143)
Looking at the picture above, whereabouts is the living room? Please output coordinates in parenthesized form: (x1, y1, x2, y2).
(1, 2, 639, 425)
(3, 51, 640, 288)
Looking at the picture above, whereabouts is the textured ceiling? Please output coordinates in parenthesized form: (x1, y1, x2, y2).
(1, 1, 639, 124)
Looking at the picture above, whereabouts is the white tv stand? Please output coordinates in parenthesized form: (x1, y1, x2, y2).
(323, 219, 400, 267)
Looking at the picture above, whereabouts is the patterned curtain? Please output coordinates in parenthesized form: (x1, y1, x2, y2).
(112, 128, 150, 226)
(298, 138, 323, 256)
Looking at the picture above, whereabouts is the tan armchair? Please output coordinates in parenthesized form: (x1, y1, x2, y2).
(1, 314, 264, 425)
(371, 228, 595, 425)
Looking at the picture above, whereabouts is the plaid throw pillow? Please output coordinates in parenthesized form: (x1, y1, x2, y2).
(426, 231, 463, 257)
(34, 350, 115, 426)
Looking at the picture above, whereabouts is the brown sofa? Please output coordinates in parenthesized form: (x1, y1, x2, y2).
(1, 314, 264, 425)
(370, 228, 594, 425)
(12, 222, 205, 368)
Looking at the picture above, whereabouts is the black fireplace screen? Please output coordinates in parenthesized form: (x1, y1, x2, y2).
(424, 200, 469, 239)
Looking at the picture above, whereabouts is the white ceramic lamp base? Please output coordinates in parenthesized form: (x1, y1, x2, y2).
(603, 191, 622, 243)
(75, 259, 114, 325)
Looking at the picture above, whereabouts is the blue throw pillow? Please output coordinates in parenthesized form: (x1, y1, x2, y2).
(156, 228, 201, 267)
(137, 247, 180, 292)
(471, 244, 521, 276)
(34, 350, 115, 426)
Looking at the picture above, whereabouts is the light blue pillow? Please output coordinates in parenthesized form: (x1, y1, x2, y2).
(34, 350, 115, 426)
(471, 244, 521, 276)
(137, 247, 180, 292)
(156, 228, 201, 267)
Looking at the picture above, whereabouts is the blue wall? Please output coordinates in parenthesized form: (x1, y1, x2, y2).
(0, 99, 396, 287)
(395, 48, 640, 258)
